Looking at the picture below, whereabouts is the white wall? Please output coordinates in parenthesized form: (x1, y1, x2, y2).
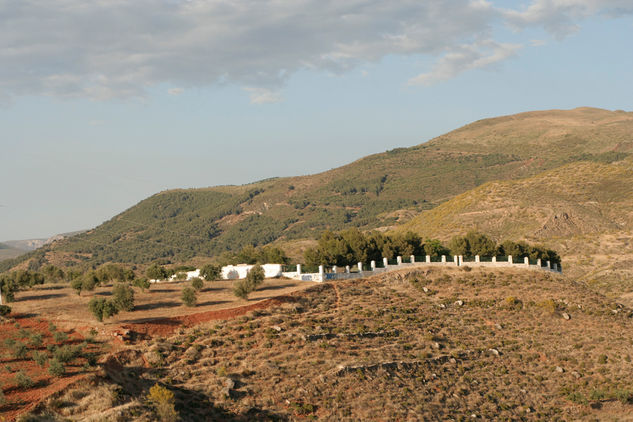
(221, 263, 282, 280)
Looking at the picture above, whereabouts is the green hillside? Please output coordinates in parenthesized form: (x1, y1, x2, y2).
(4, 107, 632, 271)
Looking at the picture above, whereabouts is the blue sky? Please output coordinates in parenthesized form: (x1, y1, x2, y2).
(1, 0, 632, 240)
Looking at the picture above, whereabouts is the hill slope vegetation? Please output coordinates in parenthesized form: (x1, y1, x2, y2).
(4, 107, 632, 271)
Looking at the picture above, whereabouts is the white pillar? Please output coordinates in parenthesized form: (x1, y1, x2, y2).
(441, 255, 446, 263)
(371, 260, 376, 270)
(397, 256, 402, 265)
(297, 264, 302, 275)
(345, 265, 350, 273)
(524, 256, 529, 265)
(475, 255, 480, 263)
(410, 255, 415, 264)
(508, 255, 513, 264)
(537, 258, 542, 267)
(546, 260, 551, 269)
(453, 255, 458, 265)
(553, 263, 558, 271)
(358, 262, 363, 273)
(332, 265, 337, 273)
(319, 265, 324, 275)
(383, 257, 388, 267)
(426, 255, 431, 263)
(492, 256, 497, 263)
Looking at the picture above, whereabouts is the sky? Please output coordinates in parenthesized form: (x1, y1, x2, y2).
(1, 0, 633, 241)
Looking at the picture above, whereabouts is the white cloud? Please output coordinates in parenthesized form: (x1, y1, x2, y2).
(408, 41, 521, 85)
(243, 87, 283, 104)
(0, 0, 630, 101)
(167, 87, 184, 96)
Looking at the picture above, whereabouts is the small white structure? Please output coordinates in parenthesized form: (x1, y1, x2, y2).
(221, 263, 283, 280)
(169, 269, 201, 281)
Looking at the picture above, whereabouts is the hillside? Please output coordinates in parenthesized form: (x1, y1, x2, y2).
(4, 107, 632, 271)
(399, 157, 633, 299)
(0, 243, 27, 261)
(24, 267, 633, 420)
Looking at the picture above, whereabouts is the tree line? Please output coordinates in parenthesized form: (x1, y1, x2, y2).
(303, 229, 560, 267)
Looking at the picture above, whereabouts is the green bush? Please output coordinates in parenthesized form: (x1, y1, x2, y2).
(133, 277, 151, 291)
(0, 304, 11, 316)
(53, 331, 68, 343)
(11, 341, 28, 359)
(54, 344, 81, 363)
(112, 283, 135, 312)
(200, 264, 221, 281)
(15, 370, 34, 389)
(233, 264, 265, 300)
(181, 287, 197, 307)
(191, 277, 204, 291)
(29, 333, 43, 348)
(146, 264, 168, 280)
(88, 298, 119, 322)
(32, 350, 48, 367)
(48, 358, 65, 377)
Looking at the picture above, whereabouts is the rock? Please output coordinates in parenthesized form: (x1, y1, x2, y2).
(449, 358, 457, 364)
(555, 366, 564, 373)
(422, 287, 429, 293)
(562, 312, 570, 320)
(224, 378, 235, 389)
(220, 386, 233, 398)
(571, 371, 581, 379)
(272, 325, 282, 332)
(455, 300, 464, 306)
(432, 342, 442, 350)
(439, 303, 446, 309)
(494, 324, 503, 330)
(612, 309, 619, 314)
(489, 348, 500, 357)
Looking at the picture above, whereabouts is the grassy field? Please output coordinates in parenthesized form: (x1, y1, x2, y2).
(20, 267, 633, 421)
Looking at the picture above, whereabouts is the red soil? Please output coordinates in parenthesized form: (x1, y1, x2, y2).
(120, 295, 298, 337)
(0, 314, 95, 421)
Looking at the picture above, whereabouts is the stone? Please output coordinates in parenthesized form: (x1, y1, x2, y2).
(494, 324, 503, 330)
(224, 378, 235, 389)
(272, 325, 282, 332)
(571, 371, 581, 379)
(489, 348, 500, 357)
(449, 358, 457, 364)
(562, 313, 571, 320)
(555, 366, 564, 373)
(455, 300, 464, 306)
(422, 287, 429, 293)
(439, 303, 446, 309)
(432, 342, 441, 350)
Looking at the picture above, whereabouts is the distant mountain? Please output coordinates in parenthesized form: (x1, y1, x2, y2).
(2, 107, 632, 271)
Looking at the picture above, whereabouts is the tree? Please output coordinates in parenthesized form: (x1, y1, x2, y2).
(233, 264, 265, 300)
(112, 283, 135, 312)
(181, 287, 197, 307)
(146, 263, 168, 280)
(448, 235, 469, 256)
(70, 277, 84, 296)
(88, 297, 119, 322)
(133, 277, 151, 292)
(424, 239, 449, 257)
(147, 383, 178, 422)
(190, 277, 204, 291)
(200, 264, 221, 281)
(465, 232, 497, 256)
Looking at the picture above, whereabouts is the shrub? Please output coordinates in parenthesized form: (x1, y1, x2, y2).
(53, 331, 68, 343)
(48, 358, 65, 377)
(200, 264, 221, 281)
(191, 277, 204, 291)
(88, 298, 119, 322)
(181, 287, 197, 307)
(11, 342, 28, 359)
(147, 383, 178, 422)
(133, 278, 151, 292)
(146, 264, 168, 280)
(32, 350, 48, 367)
(54, 344, 81, 363)
(70, 277, 84, 296)
(29, 333, 43, 348)
(112, 283, 135, 311)
(0, 305, 11, 316)
(233, 264, 265, 300)
(15, 371, 34, 389)
(0, 388, 5, 405)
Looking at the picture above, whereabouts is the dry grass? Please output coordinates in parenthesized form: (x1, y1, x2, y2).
(8, 278, 317, 332)
(23, 267, 633, 421)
